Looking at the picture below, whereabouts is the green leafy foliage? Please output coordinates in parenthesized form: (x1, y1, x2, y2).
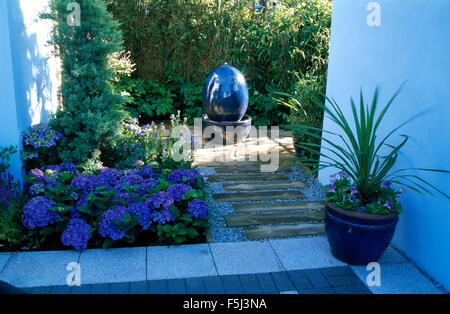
(42, 0, 128, 171)
(290, 87, 450, 213)
(277, 75, 326, 164)
(0, 146, 26, 249)
(116, 112, 194, 170)
(107, 0, 332, 125)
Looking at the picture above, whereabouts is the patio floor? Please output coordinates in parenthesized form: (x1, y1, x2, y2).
(0, 237, 443, 294)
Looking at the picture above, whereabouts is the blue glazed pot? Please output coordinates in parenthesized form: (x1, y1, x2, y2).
(202, 64, 249, 122)
(324, 202, 399, 265)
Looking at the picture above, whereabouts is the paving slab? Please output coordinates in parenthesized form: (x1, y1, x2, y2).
(223, 181, 307, 191)
(221, 275, 244, 294)
(377, 246, 408, 264)
(149, 279, 168, 294)
(51, 285, 72, 294)
(213, 190, 305, 202)
(210, 241, 284, 275)
(287, 270, 313, 290)
(239, 274, 263, 294)
(147, 244, 217, 280)
(246, 223, 325, 240)
(167, 278, 186, 294)
(225, 211, 324, 228)
(0, 253, 11, 273)
(90, 283, 110, 294)
(270, 271, 296, 292)
(234, 201, 324, 213)
(351, 262, 443, 294)
(214, 165, 292, 174)
(303, 268, 331, 288)
(71, 284, 92, 294)
(110, 282, 130, 294)
(269, 237, 346, 270)
(206, 173, 289, 182)
(129, 281, 149, 294)
(0, 251, 80, 288)
(185, 277, 206, 294)
(204, 276, 225, 294)
(256, 273, 279, 294)
(79, 247, 146, 284)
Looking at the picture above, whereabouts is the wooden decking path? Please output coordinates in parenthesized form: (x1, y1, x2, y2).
(194, 128, 324, 241)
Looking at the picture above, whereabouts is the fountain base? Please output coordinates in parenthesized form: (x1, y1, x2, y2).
(201, 114, 252, 144)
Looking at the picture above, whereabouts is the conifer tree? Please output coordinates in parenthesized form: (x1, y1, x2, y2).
(43, 0, 126, 170)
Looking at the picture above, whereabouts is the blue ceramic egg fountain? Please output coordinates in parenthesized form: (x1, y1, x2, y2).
(201, 64, 252, 142)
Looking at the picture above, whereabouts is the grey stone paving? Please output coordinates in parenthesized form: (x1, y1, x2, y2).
(27, 266, 371, 294)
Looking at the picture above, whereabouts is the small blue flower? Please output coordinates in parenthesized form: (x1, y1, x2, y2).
(99, 206, 127, 241)
(22, 196, 60, 229)
(167, 184, 192, 201)
(61, 219, 92, 251)
(187, 200, 210, 219)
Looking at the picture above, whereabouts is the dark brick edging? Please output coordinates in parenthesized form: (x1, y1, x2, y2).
(25, 266, 371, 294)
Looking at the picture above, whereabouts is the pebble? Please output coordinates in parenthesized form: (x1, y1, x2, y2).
(195, 165, 326, 243)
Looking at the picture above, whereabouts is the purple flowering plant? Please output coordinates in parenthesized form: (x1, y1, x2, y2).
(0, 146, 27, 247)
(325, 172, 404, 214)
(20, 162, 210, 250)
(21, 123, 63, 170)
(117, 112, 194, 170)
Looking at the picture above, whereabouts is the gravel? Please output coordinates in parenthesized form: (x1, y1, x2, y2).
(195, 165, 326, 243)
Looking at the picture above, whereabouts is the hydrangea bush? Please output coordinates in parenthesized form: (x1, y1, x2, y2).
(21, 124, 63, 170)
(23, 163, 210, 251)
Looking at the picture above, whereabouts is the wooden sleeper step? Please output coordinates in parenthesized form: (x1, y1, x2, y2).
(213, 191, 306, 202)
(206, 173, 289, 182)
(233, 201, 325, 213)
(245, 223, 325, 240)
(224, 210, 324, 228)
(222, 181, 307, 191)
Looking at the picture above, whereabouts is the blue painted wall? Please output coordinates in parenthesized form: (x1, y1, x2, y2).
(321, 0, 450, 290)
(0, 0, 59, 180)
(0, 0, 22, 180)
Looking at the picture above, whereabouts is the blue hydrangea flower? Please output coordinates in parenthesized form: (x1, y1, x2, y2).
(22, 124, 63, 149)
(167, 184, 192, 201)
(22, 196, 60, 229)
(187, 200, 210, 219)
(167, 168, 199, 185)
(60, 162, 77, 174)
(151, 209, 175, 225)
(99, 206, 127, 241)
(128, 202, 153, 230)
(60, 219, 92, 251)
(29, 183, 45, 196)
(146, 191, 174, 210)
(113, 191, 135, 205)
(116, 173, 144, 191)
(135, 179, 158, 195)
(99, 167, 121, 178)
(69, 207, 82, 219)
(71, 174, 98, 192)
(138, 166, 158, 179)
(28, 168, 45, 181)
